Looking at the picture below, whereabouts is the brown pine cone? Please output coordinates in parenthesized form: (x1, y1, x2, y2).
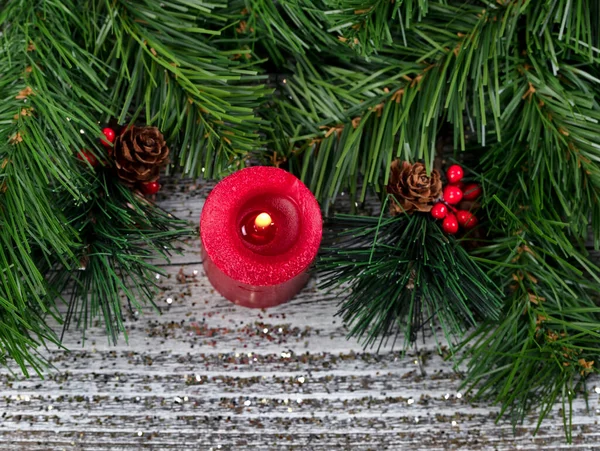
(113, 126, 169, 186)
(387, 160, 442, 215)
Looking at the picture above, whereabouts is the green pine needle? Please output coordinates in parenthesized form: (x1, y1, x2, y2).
(319, 206, 503, 353)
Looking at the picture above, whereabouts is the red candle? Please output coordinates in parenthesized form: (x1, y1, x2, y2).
(200, 166, 322, 308)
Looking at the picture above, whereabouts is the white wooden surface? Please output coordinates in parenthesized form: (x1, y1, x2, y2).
(0, 179, 599, 450)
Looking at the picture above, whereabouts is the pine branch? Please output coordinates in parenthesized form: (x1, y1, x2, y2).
(319, 208, 503, 352)
(1, 1, 112, 373)
(49, 171, 192, 344)
(264, 1, 518, 207)
(242, 0, 347, 65)
(100, 0, 272, 179)
(459, 227, 600, 442)
(479, 55, 600, 247)
(0, 1, 194, 370)
(322, 0, 444, 55)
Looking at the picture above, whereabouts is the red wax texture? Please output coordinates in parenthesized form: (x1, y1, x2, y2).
(200, 166, 322, 308)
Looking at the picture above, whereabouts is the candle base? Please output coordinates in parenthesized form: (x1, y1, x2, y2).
(201, 242, 310, 308)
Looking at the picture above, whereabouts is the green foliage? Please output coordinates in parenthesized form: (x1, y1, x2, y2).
(49, 172, 191, 345)
(0, 1, 109, 374)
(103, 0, 272, 179)
(319, 208, 503, 351)
(459, 211, 600, 440)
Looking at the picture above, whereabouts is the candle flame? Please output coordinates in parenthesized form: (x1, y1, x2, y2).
(254, 212, 272, 228)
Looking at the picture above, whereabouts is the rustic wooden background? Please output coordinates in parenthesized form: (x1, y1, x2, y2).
(0, 179, 599, 450)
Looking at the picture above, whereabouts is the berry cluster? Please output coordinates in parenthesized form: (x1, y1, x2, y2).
(76, 127, 161, 195)
(430, 164, 482, 234)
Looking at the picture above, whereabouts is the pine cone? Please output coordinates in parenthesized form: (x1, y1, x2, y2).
(113, 126, 169, 185)
(387, 160, 442, 215)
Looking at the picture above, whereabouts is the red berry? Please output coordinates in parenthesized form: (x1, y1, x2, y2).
(430, 202, 448, 220)
(442, 214, 459, 234)
(446, 165, 464, 184)
(101, 127, 116, 147)
(462, 183, 482, 201)
(465, 215, 478, 229)
(457, 210, 478, 229)
(76, 150, 98, 167)
(141, 181, 160, 195)
(443, 185, 463, 205)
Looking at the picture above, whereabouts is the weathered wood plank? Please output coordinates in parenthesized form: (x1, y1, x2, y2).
(1, 178, 599, 450)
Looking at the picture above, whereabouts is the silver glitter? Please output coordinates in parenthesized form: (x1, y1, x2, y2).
(244, 400, 251, 406)
(136, 396, 141, 402)
(184, 396, 189, 402)
(166, 298, 173, 304)
(297, 376, 305, 384)
(155, 274, 161, 280)
(174, 396, 182, 404)
(137, 431, 143, 437)
(444, 393, 450, 399)
(287, 407, 293, 412)
(283, 399, 289, 404)
(456, 392, 462, 399)
(595, 386, 600, 394)
(413, 360, 418, 365)
(48, 405, 53, 411)
(452, 420, 458, 427)
(415, 416, 420, 423)
(201, 167, 206, 173)
(23, 395, 31, 402)
(193, 270, 199, 275)
(407, 398, 414, 405)
(263, 328, 268, 333)
(278, 328, 283, 333)
(283, 79, 287, 84)
(297, 398, 302, 404)
(235, 353, 240, 357)
(247, 352, 253, 357)
(195, 374, 201, 382)
(66, 117, 71, 121)
(79, 129, 85, 134)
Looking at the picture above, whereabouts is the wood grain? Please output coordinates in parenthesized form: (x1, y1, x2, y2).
(1, 179, 599, 451)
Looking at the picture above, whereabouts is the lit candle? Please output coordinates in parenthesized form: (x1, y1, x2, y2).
(200, 166, 322, 308)
(240, 212, 277, 245)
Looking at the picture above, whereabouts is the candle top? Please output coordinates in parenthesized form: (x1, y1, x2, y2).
(201, 166, 322, 286)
